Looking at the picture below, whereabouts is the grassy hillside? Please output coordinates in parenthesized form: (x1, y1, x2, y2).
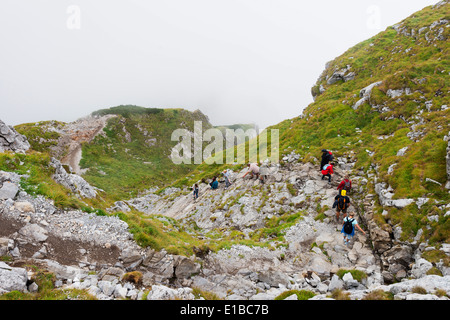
(10, 106, 216, 205)
(271, 2, 449, 243)
(79, 105, 213, 200)
(15, 121, 67, 156)
(275, 2, 449, 193)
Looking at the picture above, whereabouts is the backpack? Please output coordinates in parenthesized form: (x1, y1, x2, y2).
(344, 180, 351, 190)
(337, 196, 347, 210)
(328, 151, 334, 161)
(343, 218, 354, 234)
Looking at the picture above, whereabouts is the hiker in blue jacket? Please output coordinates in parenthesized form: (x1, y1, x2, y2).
(210, 177, 219, 190)
(341, 212, 366, 245)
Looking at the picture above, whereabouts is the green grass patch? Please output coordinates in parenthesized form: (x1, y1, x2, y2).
(336, 269, 367, 282)
(274, 290, 316, 300)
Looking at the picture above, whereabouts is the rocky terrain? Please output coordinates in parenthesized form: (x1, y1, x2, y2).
(0, 132, 449, 300)
(0, 119, 30, 154)
(0, 1, 449, 301)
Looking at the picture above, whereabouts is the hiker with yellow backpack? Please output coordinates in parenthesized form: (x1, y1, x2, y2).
(333, 189, 350, 221)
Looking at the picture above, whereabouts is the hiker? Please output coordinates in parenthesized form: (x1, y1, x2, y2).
(210, 177, 219, 190)
(243, 163, 263, 182)
(259, 161, 269, 184)
(321, 162, 334, 182)
(320, 149, 333, 170)
(333, 189, 350, 220)
(337, 175, 352, 193)
(341, 212, 366, 245)
(193, 184, 199, 200)
(223, 169, 232, 188)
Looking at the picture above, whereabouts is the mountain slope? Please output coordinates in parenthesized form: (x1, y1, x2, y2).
(0, 1, 449, 302)
(15, 106, 214, 201)
(79, 106, 213, 200)
(270, 1, 449, 244)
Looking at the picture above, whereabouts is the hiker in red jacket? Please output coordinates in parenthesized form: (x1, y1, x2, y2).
(337, 175, 352, 193)
(321, 162, 334, 182)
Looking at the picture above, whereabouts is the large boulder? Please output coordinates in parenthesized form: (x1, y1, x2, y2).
(174, 256, 201, 279)
(0, 182, 19, 200)
(49, 158, 98, 198)
(142, 249, 176, 280)
(0, 171, 21, 200)
(257, 270, 291, 287)
(0, 262, 28, 294)
(326, 65, 355, 85)
(18, 223, 48, 243)
(0, 119, 30, 154)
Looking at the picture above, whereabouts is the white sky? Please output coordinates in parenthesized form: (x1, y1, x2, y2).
(0, 0, 440, 129)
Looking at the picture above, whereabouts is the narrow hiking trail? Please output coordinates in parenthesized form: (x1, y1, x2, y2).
(124, 159, 377, 285)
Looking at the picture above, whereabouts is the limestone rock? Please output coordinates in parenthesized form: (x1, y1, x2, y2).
(352, 81, 383, 110)
(0, 262, 28, 293)
(18, 223, 48, 242)
(257, 270, 291, 288)
(146, 285, 194, 300)
(49, 158, 98, 198)
(174, 256, 201, 279)
(14, 201, 35, 213)
(0, 119, 30, 154)
(0, 182, 19, 200)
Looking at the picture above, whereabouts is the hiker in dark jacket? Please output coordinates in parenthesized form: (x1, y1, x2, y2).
(193, 184, 199, 200)
(320, 149, 333, 170)
(333, 189, 350, 221)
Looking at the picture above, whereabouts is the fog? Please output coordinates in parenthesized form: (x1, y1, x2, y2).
(0, 0, 439, 129)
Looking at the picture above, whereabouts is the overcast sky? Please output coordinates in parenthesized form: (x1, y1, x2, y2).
(0, 0, 439, 129)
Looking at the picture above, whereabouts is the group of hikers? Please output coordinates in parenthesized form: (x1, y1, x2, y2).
(198, 162, 267, 195)
(192, 149, 365, 245)
(334, 177, 366, 244)
(192, 166, 235, 200)
(321, 149, 366, 244)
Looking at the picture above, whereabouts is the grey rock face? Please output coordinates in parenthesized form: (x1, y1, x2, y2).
(18, 223, 48, 242)
(0, 119, 30, 154)
(108, 201, 131, 213)
(257, 270, 291, 288)
(0, 182, 19, 200)
(49, 157, 98, 198)
(352, 81, 383, 110)
(374, 183, 415, 208)
(327, 65, 355, 85)
(0, 262, 28, 293)
(0, 171, 21, 200)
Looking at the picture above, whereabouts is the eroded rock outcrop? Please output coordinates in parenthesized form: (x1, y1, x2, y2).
(0, 119, 30, 154)
(50, 157, 99, 199)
